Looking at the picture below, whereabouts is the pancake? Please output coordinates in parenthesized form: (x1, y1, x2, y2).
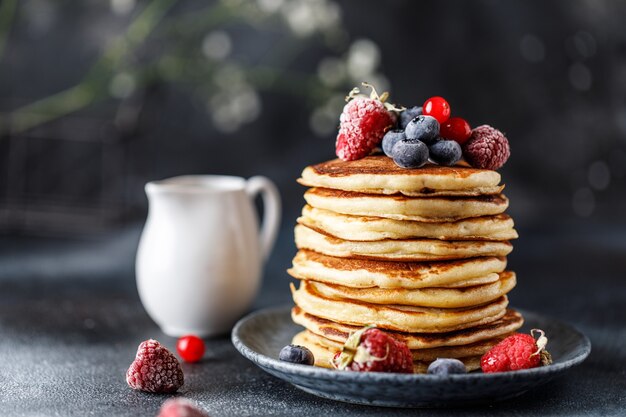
(292, 307, 524, 349)
(298, 205, 518, 241)
(298, 156, 503, 197)
(303, 329, 506, 362)
(289, 250, 506, 289)
(306, 271, 516, 308)
(291, 280, 509, 333)
(292, 330, 483, 373)
(304, 188, 509, 222)
(295, 225, 513, 261)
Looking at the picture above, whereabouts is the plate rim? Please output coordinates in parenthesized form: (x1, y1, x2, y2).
(231, 305, 591, 382)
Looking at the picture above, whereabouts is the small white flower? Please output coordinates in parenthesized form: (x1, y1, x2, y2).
(346, 39, 380, 80)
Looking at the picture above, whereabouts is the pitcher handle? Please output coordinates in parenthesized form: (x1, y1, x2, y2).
(245, 176, 281, 261)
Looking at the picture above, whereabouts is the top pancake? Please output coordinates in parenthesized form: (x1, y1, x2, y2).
(299, 156, 503, 197)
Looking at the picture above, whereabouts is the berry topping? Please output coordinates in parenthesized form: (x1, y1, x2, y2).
(126, 339, 184, 393)
(404, 115, 440, 145)
(176, 335, 206, 363)
(381, 129, 406, 157)
(398, 106, 423, 129)
(279, 344, 315, 365)
(440, 117, 472, 145)
(429, 140, 462, 166)
(427, 358, 467, 375)
(392, 139, 429, 169)
(423, 96, 451, 123)
(331, 326, 413, 373)
(157, 398, 209, 417)
(463, 125, 510, 170)
(335, 83, 399, 161)
(481, 329, 552, 373)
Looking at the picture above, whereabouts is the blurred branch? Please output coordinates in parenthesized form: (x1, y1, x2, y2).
(0, 0, 17, 62)
(1, 0, 177, 136)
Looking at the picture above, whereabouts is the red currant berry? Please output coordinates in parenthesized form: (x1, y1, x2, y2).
(176, 335, 205, 363)
(423, 96, 451, 124)
(440, 117, 472, 145)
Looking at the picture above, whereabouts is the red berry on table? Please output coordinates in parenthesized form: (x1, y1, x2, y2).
(440, 117, 472, 145)
(335, 83, 399, 161)
(481, 329, 552, 373)
(157, 398, 209, 417)
(177, 335, 206, 363)
(463, 124, 511, 170)
(331, 326, 413, 373)
(423, 96, 451, 124)
(126, 339, 184, 393)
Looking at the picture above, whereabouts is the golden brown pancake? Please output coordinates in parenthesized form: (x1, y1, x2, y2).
(289, 250, 506, 289)
(298, 205, 518, 241)
(291, 280, 509, 333)
(295, 224, 513, 261)
(291, 307, 524, 349)
(304, 188, 509, 222)
(298, 156, 503, 197)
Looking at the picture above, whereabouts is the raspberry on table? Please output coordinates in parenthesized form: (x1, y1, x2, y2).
(332, 326, 413, 373)
(463, 124, 511, 170)
(157, 398, 209, 417)
(481, 329, 552, 373)
(126, 339, 184, 393)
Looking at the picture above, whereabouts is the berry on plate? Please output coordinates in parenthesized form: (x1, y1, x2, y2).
(429, 140, 462, 166)
(176, 335, 206, 363)
(392, 139, 429, 169)
(398, 105, 423, 129)
(126, 339, 184, 393)
(463, 125, 511, 170)
(440, 117, 472, 145)
(481, 329, 552, 373)
(381, 129, 406, 157)
(279, 344, 315, 365)
(157, 398, 209, 417)
(331, 326, 413, 373)
(423, 96, 451, 124)
(427, 358, 467, 375)
(335, 83, 400, 161)
(404, 115, 440, 145)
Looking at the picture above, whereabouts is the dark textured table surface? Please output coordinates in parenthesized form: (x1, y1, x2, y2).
(1, 221, 625, 416)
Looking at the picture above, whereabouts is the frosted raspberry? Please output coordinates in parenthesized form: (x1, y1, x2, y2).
(126, 339, 184, 393)
(335, 83, 397, 161)
(481, 329, 552, 373)
(157, 398, 209, 417)
(463, 124, 510, 170)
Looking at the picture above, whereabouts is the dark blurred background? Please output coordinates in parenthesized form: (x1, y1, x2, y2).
(0, 0, 624, 303)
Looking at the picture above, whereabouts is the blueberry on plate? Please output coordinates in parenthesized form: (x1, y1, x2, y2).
(398, 106, 423, 130)
(427, 358, 467, 375)
(404, 115, 440, 145)
(429, 139, 462, 166)
(391, 139, 429, 169)
(382, 129, 406, 157)
(279, 344, 315, 365)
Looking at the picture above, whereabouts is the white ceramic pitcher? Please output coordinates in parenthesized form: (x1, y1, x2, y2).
(136, 175, 281, 337)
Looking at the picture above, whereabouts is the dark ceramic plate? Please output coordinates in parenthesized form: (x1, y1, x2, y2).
(231, 306, 590, 408)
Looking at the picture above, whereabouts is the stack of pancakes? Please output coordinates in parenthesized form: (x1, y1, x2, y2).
(288, 155, 523, 373)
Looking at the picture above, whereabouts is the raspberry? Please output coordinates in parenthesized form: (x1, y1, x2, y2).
(332, 326, 413, 373)
(481, 329, 552, 373)
(126, 339, 184, 393)
(335, 83, 397, 161)
(463, 125, 511, 170)
(157, 398, 209, 417)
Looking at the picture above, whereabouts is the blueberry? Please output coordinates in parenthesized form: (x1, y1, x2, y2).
(405, 115, 440, 145)
(279, 344, 314, 365)
(398, 106, 423, 129)
(427, 358, 467, 375)
(391, 139, 429, 169)
(429, 140, 462, 166)
(382, 130, 406, 157)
